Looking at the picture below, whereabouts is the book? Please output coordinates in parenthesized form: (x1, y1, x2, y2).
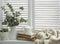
(17, 32, 36, 41)
(17, 37, 35, 41)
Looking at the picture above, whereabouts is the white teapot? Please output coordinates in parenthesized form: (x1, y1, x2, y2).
(24, 25, 33, 35)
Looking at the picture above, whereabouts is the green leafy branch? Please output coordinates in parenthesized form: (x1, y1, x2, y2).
(1, 3, 27, 27)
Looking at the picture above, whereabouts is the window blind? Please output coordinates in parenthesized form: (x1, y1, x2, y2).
(34, 0, 60, 30)
(0, 0, 3, 28)
(2, 0, 28, 30)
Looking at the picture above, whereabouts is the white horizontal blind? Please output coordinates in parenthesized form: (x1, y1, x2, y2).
(0, 0, 3, 28)
(34, 0, 60, 30)
(2, 0, 28, 29)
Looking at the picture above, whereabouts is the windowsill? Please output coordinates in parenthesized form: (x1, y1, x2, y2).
(0, 40, 35, 44)
(0, 40, 34, 42)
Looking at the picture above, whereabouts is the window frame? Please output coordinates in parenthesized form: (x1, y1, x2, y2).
(0, 0, 3, 28)
(28, 0, 35, 30)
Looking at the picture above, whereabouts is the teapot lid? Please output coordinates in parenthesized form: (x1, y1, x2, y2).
(24, 25, 33, 29)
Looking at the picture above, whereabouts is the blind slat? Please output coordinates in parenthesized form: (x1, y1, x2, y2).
(34, 0, 59, 30)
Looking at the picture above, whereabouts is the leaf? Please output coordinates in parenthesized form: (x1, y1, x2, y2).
(4, 11, 8, 14)
(14, 11, 21, 17)
(2, 19, 7, 25)
(18, 11, 20, 14)
(20, 18, 27, 23)
(19, 6, 24, 10)
(7, 3, 14, 12)
(1, 28, 8, 32)
(1, 6, 5, 11)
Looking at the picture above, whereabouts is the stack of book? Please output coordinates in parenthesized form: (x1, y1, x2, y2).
(17, 32, 36, 41)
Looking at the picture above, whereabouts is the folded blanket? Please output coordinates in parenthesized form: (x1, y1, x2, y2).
(35, 28, 60, 44)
